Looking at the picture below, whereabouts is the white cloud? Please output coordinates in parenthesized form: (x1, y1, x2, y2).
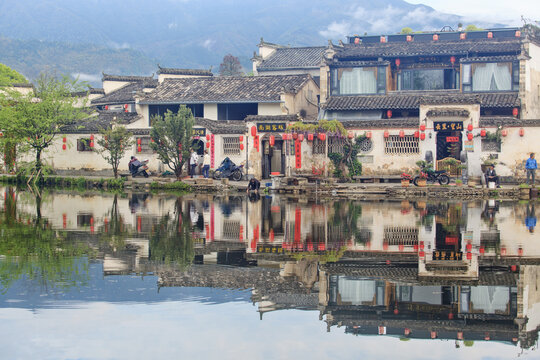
(107, 41, 131, 50)
(168, 22, 178, 30)
(201, 38, 215, 50)
(71, 73, 101, 83)
(319, 21, 353, 39)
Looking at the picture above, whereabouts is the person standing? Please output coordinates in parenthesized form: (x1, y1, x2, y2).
(202, 150, 210, 178)
(190, 149, 198, 178)
(526, 153, 537, 186)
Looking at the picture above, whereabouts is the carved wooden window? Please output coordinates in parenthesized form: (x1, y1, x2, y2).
(222, 220, 241, 240)
(222, 136, 240, 155)
(383, 226, 418, 245)
(328, 137, 345, 154)
(384, 135, 419, 155)
(312, 139, 326, 155)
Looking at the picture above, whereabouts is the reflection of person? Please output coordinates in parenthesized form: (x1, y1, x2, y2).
(248, 191, 260, 202)
(246, 178, 260, 192)
(485, 164, 500, 188)
(526, 153, 537, 186)
(202, 150, 210, 178)
(190, 149, 198, 178)
(526, 204, 537, 233)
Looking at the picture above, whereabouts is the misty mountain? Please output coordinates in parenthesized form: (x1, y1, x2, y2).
(0, 0, 498, 85)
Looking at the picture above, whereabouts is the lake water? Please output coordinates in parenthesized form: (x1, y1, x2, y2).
(0, 187, 539, 359)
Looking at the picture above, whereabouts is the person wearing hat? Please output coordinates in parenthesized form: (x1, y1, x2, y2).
(485, 164, 500, 188)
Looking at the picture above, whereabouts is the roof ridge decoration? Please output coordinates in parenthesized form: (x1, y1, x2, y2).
(157, 65, 213, 76)
(102, 73, 155, 82)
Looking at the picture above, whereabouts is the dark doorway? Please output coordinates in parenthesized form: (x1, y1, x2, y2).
(262, 140, 285, 179)
(190, 139, 204, 175)
(436, 131, 462, 161)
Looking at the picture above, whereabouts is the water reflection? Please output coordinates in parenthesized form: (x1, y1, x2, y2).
(1, 187, 540, 357)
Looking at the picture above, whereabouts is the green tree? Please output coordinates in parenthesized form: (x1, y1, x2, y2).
(219, 54, 244, 76)
(150, 106, 194, 180)
(96, 125, 133, 178)
(400, 27, 413, 34)
(0, 73, 89, 181)
(0, 63, 27, 86)
(465, 24, 483, 31)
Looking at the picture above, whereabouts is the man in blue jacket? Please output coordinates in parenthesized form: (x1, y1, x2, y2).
(526, 153, 537, 186)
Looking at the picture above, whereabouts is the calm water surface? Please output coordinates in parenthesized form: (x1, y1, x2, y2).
(0, 188, 539, 359)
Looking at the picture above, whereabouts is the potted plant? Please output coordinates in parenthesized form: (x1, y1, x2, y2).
(416, 172, 428, 187)
(401, 172, 413, 187)
(456, 179, 463, 187)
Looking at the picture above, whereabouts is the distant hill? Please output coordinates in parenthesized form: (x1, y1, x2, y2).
(0, 0, 501, 84)
(0, 63, 28, 85)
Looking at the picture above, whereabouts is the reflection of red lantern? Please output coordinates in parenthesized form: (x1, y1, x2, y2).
(298, 134, 304, 141)
(239, 143, 244, 150)
(480, 246, 485, 255)
(137, 138, 142, 145)
(450, 56, 456, 65)
(387, 110, 392, 118)
(383, 130, 389, 138)
(481, 129, 487, 137)
(308, 133, 314, 141)
(414, 131, 419, 138)
(269, 135, 275, 146)
(433, 34, 439, 41)
(467, 132, 473, 141)
(366, 131, 372, 139)
(251, 126, 257, 136)
(63, 136, 67, 143)
(62, 144, 67, 150)
(90, 134, 94, 141)
(348, 132, 354, 139)
(399, 130, 405, 138)
(206, 134, 210, 141)
(420, 124, 426, 131)
(137, 145, 142, 152)
(487, 32, 493, 39)
(206, 142, 210, 148)
(90, 141, 94, 148)
(467, 123, 473, 131)
(501, 129, 508, 137)
(466, 252, 472, 260)
(513, 107, 519, 117)
(395, 58, 401, 67)
(239, 135, 243, 142)
(519, 128, 525, 137)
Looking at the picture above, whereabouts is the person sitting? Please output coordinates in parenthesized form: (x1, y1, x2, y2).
(129, 156, 140, 175)
(485, 164, 500, 188)
(246, 177, 260, 193)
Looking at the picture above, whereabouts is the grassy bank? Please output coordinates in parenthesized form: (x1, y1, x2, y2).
(0, 175, 126, 190)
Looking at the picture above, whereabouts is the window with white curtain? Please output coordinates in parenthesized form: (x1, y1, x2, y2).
(472, 63, 512, 91)
(339, 67, 377, 94)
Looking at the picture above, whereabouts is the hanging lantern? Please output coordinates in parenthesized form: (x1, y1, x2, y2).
(251, 126, 257, 136)
(513, 107, 519, 117)
(511, 265, 517, 272)
(269, 135, 275, 146)
(433, 34, 439, 41)
(450, 56, 456, 65)
(383, 130, 389, 138)
(206, 142, 210, 148)
(319, 133, 326, 141)
(518, 247, 523, 256)
(467, 123, 473, 131)
(487, 31, 493, 39)
(395, 58, 401, 67)
(460, 33, 466, 40)
(298, 133, 304, 141)
(414, 131, 419, 138)
(308, 133, 314, 141)
(467, 132, 473, 141)
(480, 246, 485, 255)
(62, 144, 67, 150)
(457, 332, 464, 340)
(519, 128, 525, 137)
(383, 243, 388, 251)
(515, 30, 521, 37)
(466, 252, 472, 260)
(420, 132, 426, 140)
(480, 129, 487, 137)
(380, 36, 386, 43)
(501, 129, 508, 137)
(90, 134, 94, 141)
(206, 134, 210, 141)
(90, 141, 94, 148)
(137, 138, 142, 145)
(399, 130, 405, 138)
(366, 131, 372, 139)
(105, 105, 109, 110)
(501, 246, 507, 255)
(387, 110, 392, 119)
(420, 123, 426, 131)
(348, 132, 354, 139)
(354, 37, 360, 44)
(63, 136, 67, 143)
(239, 135, 243, 142)
(431, 331, 437, 339)
(406, 35, 412, 42)
(239, 143, 244, 150)
(137, 145, 142, 152)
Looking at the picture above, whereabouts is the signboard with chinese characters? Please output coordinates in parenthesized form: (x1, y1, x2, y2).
(433, 121, 463, 132)
(256, 123, 287, 133)
(446, 136, 460, 143)
(193, 128, 206, 136)
(257, 245, 285, 254)
(464, 140, 474, 152)
(432, 250, 463, 261)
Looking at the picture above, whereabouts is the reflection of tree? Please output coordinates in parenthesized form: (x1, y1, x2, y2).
(329, 201, 363, 243)
(100, 194, 129, 251)
(149, 198, 194, 269)
(0, 188, 91, 293)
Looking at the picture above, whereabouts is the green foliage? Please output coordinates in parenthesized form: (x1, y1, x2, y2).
(0, 63, 27, 86)
(150, 181, 191, 192)
(0, 73, 89, 181)
(150, 106, 195, 179)
(400, 27, 413, 34)
(328, 152, 343, 177)
(289, 119, 347, 136)
(96, 126, 134, 178)
(465, 24, 483, 31)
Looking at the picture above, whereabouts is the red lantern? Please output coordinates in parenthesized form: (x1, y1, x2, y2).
(431, 331, 437, 339)
(406, 35, 412, 42)
(420, 133, 426, 140)
(414, 131, 419, 138)
(399, 130, 405, 138)
(295, 134, 302, 141)
(137, 145, 142, 152)
(251, 126, 257, 136)
(501, 129, 508, 137)
(366, 131, 372, 139)
(467, 132, 473, 141)
(480, 246, 485, 255)
(450, 56, 456, 65)
(383, 130, 389, 138)
(90, 134, 94, 141)
(308, 133, 314, 141)
(206, 142, 210, 148)
(460, 33, 466, 40)
(398, 244, 404, 252)
(395, 58, 401, 67)
(511, 265, 517, 272)
(467, 123, 473, 131)
(513, 108, 519, 117)
(466, 252, 472, 260)
(380, 36, 386, 43)
(319, 133, 326, 141)
(383, 243, 388, 251)
(63, 136, 67, 143)
(239, 135, 243, 142)
(90, 141, 94, 148)
(519, 128, 525, 137)
(501, 247, 507, 255)
(269, 135, 275, 146)
(105, 105, 109, 110)
(348, 132, 354, 139)
(137, 138, 142, 145)
(480, 129, 487, 137)
(433, 34, 439, 41)
(239, 143, 244, 150)
(387, 110, 392, 118)
(516, 30, 521, 37)
(354, 37, 360, 44)
(487, 31, 493, 39)
(62, 144, 66, 150)
(206, 134, 210, 141)
(420, 124, 426, 131)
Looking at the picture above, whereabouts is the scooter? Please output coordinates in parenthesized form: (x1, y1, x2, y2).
(131, 159, 150, 178)
(213, 157, 244, 181)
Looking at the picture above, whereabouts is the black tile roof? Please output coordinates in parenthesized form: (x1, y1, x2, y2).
(92, 81, 156, 105)
(460, 55, 519, 63)
(157, 66, 213, 76)
(63, 111, 142, 133)
(140, 74, 313, 104)
(72, 88, 105, 97)
(480, 117, 540, 127)
(245, 114, 299, 122)
(258, 47, 326, 70)
(102, 73, 155, 83)
(323, 92, 519, 111)
(336, 39, 522, 60)
(194, 118, 245, 134)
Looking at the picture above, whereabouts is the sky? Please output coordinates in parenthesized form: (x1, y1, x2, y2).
(406, 0, 540, 27)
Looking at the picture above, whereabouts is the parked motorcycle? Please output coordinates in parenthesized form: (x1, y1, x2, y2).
(213, 157, 244, 181)
(413, 164, 450, 186)
(131, 159, 150, 178)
